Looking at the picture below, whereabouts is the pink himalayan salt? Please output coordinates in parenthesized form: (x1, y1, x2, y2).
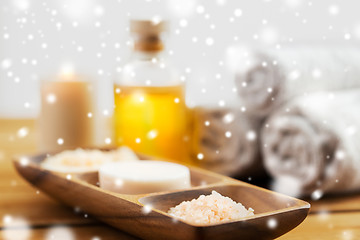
(168, 190, 254, 225)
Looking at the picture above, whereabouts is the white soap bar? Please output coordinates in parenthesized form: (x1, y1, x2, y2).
(99, 161, 191, 194)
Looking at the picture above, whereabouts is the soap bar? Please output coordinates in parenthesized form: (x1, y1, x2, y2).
(99, 161, 191, 194)
(41, 146, 139, 173)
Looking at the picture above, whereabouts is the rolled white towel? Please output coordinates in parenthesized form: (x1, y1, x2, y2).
(190, 106, 262, 177)
(227, 45, 360, 116)
(261, 90, 360, 197)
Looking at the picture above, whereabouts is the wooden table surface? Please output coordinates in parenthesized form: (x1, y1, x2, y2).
(1, 118, 359, 239)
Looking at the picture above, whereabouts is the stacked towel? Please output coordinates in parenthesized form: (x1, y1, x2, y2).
(261, 90, 360, 197)
(190, 106, 262, 177)
(227, 46, 360, 116)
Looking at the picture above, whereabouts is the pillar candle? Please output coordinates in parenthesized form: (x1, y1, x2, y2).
(39, 73, 95, 152)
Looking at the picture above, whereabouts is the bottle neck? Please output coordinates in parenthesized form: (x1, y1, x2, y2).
(131, 33, 165, 60)
(131, 49, 164, 61)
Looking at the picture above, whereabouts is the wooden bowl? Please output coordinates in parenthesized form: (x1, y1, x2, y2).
(13, 152, 310, 240)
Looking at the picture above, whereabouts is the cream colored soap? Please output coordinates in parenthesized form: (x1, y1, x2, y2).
(99, 161, 191, 194)
(41, 146, 139, 173)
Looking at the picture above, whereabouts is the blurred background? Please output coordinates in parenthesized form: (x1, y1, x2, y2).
(1, 1, 360, 239)
(1, 0, 359, 118)
(1, 0, 360, 196)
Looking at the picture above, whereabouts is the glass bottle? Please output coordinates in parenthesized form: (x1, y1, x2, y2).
(113, 20, 189, 162)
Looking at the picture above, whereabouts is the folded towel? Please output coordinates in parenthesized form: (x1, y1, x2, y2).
(261, 90, 360, 197)
(190, 106, 262, 177)
(227, 46, 360, 116)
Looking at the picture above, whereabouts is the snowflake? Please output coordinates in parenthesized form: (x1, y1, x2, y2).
(344, 33, 351, 40)
(103, 109, 109, 116)
(196, 5, 205, 14)
(151, 15, 162, 25)
(2, 215, 31, 240)
(147, 130, 158, 139)
(328, 4, 339, 16)
(234, 9, 242, 17)
(354, 24, 360, 39)
(179, 19, 188, 27)
(225, 131, 232, 138)
(105, 138, 111, 144)
(267, 218, 278, 229)
(56, 22, 62, 30)
(204, 37, 214, 46)
(283, 0, 303, 8)
(46, 94, 57, 104)
(246, 131, 257, 141)
(216, 0, 227, 6)
(57, 138, 64, 145)
(223, 113, 234, 124)
(1, 59, 12, 69)
(115, 179, 123, 187)
(93, 5, 104, 16)
(260, 27, 278, 45)
(312, 68, 322, 78)
(346, 126, 357, 136)
(24, 102, 31, 108)
(20, 157, 29, 166)
(142, 204, 152, 215)
(45, 226, 74, 240)
(12, 0, 30, 11)
(335, 150, 345, 160)
(17, 127, 29, 138)
(167, 0, 197, 17)
(311, 189, 323, 200)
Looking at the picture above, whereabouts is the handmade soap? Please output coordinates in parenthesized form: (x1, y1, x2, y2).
(99, 161, 191, 194)
(41, 146, 139, 173)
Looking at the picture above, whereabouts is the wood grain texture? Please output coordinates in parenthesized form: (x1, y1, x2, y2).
(0, 224, 139, 240)
(277, 212, 360, 239)
(309, 193, 360, 213)
(0, 119, 95, 228)
(2, 118, 360, 239)
(13, 152, 310, 240)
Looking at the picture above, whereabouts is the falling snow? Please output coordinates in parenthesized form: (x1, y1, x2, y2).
(45, 226, 74, 240)
(57, 138, 64, 145)
(311, 189, 324, 200)
(267, 218, 278, 229)
(142, 204, 153, 215)
(0, 2, 360, 237)
(205, 37, 214, 46)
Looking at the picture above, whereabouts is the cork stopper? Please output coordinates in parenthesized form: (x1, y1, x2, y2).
(130, 20, 168, 52)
